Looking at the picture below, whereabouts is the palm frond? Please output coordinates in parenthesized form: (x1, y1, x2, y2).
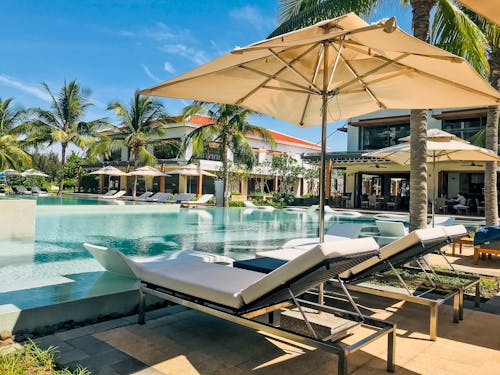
(432, 0, 489, 77)
(271, 0, 380, 38)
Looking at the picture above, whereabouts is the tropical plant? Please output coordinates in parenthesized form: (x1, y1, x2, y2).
(107, 91, 179, 198)
(0, 98, 31, 170)
(273, 0, 491, 230)
(25, 81, 109, 195)
(436, 9, 500, 226)
(183, 102, 276, 207)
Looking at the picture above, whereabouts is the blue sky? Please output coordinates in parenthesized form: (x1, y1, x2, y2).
(0, 0, 411, 151)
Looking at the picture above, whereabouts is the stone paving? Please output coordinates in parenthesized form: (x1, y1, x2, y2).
(32, 294, 500, 375)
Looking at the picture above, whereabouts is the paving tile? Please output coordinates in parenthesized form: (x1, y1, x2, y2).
(111, 357, 149, 374)
(55, 325, 94, 341)
(66, 334, 116, 356)
(56, 348, 90, 366)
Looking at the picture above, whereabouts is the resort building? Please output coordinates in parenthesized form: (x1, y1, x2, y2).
(81, 115, 324, 197)
(304, 107, 491, 211)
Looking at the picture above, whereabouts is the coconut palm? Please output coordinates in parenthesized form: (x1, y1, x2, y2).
(435, 9, 500, 226)
(0, 98, 31, 170)
(273, 0, 490, 230)
(107, 91, 179, 198)
(25, 81, 108, 195)
(182, 103, 275, 207)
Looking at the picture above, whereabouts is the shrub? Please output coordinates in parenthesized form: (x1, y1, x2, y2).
(229, 200, 245, 207)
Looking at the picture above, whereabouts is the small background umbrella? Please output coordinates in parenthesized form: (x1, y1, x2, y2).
(364, 129, 500, 224)
(127, 166, 171, 195)
(90, 166, 127, 194)
(21, 169, 49, 177)
(168, 165, 216, 194)
(0, 169, 20, 192)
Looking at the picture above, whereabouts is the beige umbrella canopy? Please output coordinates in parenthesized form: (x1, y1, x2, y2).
(89, 166, 127, 176)
(456, 0, 500, 25)
(141, 12, 499, 240)
(363, 129, 500, 224)
(167, 164, 216, 177)
(21, 169, 49, 177)
(127, 166, 170, 177)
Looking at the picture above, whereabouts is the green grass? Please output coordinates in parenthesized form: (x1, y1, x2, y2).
(0, 340, 90, 375)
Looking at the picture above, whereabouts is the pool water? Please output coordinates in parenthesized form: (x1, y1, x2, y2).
(0, 202, 374, 287)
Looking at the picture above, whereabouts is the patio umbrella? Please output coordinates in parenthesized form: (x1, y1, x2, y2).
(168, 165, 216, 194)
(456, 0, 500, 25)
(89, 166, 127, 176)
(127, 166, 171, 177)
(140, 12, 500, 241)
(1, 169, 20, 176)
(21, 169, 49, 177)
(363, 129, 500, 224)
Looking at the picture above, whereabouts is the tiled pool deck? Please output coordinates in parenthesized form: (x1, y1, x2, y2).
(33, 293, 499, 375)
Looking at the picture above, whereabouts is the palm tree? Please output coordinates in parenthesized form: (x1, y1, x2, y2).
(107, 91, 179, 198)
(434, 9, 500, 226)
(0, 98, 31, 170)
(26, 81, 108, 195)
(182, 103, 276, 207)
(273, 0, 489, 230)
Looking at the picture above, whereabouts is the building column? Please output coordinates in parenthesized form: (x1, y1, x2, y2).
(99, 175, 104, 194)
(159, 164, 165, 192)
(77, 167, 82, 193)
(274, 175, 279, 193)
(197, 175, 203, 196)
(326, 160, 332, 198)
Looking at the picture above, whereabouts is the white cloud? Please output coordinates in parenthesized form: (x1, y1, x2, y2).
(163, 61, 176, 74)
(161, 44, 209, 65)
(229, 5, 274, 31)
(0, 74, 51, 101)
(141, 64, 160, 82)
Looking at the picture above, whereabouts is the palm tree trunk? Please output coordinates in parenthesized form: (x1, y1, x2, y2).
(58, 143, 67, 196)
(485, 47, 500, 226)
(222, 142, 229, 208)
(408, 0, 436, 231)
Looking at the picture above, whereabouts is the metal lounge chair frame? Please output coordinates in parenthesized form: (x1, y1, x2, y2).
(85, 242, 396, 375)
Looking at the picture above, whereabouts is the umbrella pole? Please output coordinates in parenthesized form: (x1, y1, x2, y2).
(432, 152, 436, 227)
(319, 42, 330, 243)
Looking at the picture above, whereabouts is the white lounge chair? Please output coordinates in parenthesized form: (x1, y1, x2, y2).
(135, 191, 154, 201)
(101, 190, 117, 197)
(181, 194, 214, 207)
(144, 192, 168, 202)
(83, 240, 395, 374)
(155, 193, 174, 203)
(324, 206, 363, 218)
(283, 204, 319, 213)
(243, 200, 274, 211)
(428, 216, 455, 227)
(100, 190, 126, 199)
(373, 213, 409, 222)
(250, 226, 478, 340)
(375, 220, 409, 237)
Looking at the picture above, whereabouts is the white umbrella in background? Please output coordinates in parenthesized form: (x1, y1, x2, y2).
(21, 169, 49, 177)
(127, 166, 170, 177)
(364, 129, 500, 224)
(140, 12, 499, 241)
(90, 166, 127, 194)
(89, 166, 127, 176)
(168, 165, 216, 194)
(127, 166, 171, 195)
(1, 169, 20, 176)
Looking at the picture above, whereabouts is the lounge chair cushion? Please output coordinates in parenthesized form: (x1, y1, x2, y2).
(280, 234, 350, 250)
(256, 247, 307, 260)
(339, 227, 447, 279)
(241, 237, 379, 305)
(441, 225, 467, 240)
(139, 260, 265, 309)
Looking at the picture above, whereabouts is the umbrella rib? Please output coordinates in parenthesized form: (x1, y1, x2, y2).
(262, 86, 318, 95)
(337, 54, 387, 109)
(268, 48, 322, 93)
(299, 44, 324, 126)
(373, 55, 500, 102)
(237, 65, 319, 95)
(334, 52, 411, 92)
(235, 43, 321, 106)
(327, 37, 345, 92)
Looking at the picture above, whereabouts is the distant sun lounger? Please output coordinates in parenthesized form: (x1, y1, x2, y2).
(181, 194, 214, 207)
(243, 200, 274, 211)
(83, 239, 395, 374)
(100, 190, 126, 199)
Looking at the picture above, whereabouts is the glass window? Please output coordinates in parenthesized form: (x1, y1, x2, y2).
(359, 122, 410, 150)
(442, 116, 486, 141)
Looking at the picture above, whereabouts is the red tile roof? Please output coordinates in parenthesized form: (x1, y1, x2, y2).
(186, 115, 321, 150)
